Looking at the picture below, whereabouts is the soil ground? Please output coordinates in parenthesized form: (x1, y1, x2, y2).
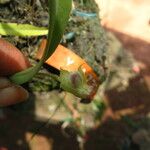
(0, 0, 150, 150)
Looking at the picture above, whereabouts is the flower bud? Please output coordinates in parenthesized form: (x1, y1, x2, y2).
(59, 67, 99, 102)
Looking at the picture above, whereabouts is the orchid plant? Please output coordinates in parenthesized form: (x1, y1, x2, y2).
(0, 0, 99, 101)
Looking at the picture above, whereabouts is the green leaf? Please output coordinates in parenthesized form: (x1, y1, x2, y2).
(0, 23, 48, 36)
(10, 0, 72, 84)
(44, 0, 72, 60)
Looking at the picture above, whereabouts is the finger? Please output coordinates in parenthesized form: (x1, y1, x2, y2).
(0, 38, 31, 76)
(0, 85, 29, 107)
(0, 77, 12, 89)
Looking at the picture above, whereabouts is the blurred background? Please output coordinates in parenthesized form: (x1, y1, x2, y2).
(0, 0, 150, 150)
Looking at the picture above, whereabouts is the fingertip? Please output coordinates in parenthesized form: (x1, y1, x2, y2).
(0, 38, 31, 76)
(15, 85, 29, 101)
(0, 85, 29, 107)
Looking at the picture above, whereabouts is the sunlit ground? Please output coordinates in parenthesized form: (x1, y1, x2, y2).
(0, 0, 150, 150)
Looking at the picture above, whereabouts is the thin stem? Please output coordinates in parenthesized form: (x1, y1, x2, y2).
(29, 98, 63, 141)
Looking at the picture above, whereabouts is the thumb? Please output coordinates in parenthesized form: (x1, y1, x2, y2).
(0, 38, 31, 76)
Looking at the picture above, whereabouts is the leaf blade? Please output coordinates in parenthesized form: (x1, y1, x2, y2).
(0, 23, 48, 36)
(10, 0, 72, 84)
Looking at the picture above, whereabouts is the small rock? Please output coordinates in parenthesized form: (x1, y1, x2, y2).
(132, 129, 150, 150)
(132, 129, 150, 144)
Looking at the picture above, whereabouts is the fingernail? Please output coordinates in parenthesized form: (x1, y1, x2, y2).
(0, 85, 29, 107)
(0, 77, 11, 89)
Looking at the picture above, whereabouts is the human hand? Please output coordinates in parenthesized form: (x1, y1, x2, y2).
(0, 38, 30, 107)
(0, 77, 29, 107)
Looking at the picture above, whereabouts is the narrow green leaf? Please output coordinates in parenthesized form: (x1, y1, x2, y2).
(10, 0, 72, 84)
(45, 0, 72, 60)
(0, 23, 48, 36)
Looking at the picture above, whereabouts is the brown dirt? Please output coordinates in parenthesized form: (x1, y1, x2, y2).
(0, 0, 150, 150)
(96, 0, 150, 118)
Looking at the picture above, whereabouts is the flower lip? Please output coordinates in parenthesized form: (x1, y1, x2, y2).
(80, 72, 100, 103)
